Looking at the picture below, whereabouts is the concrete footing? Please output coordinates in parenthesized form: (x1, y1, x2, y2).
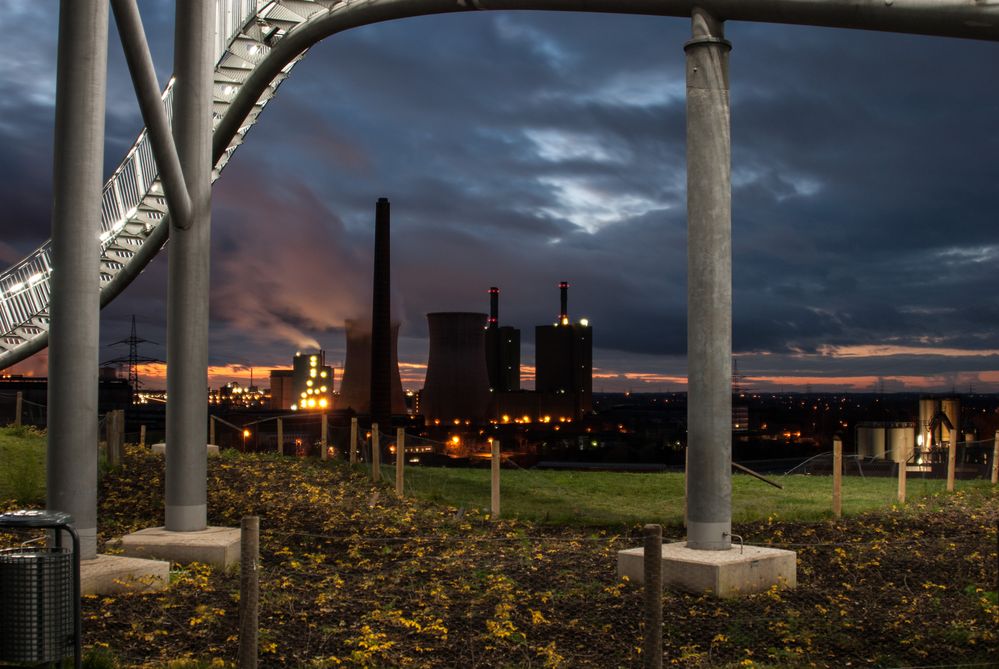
(150, 442, 220, 456)
(80, 554, 169, 595)
(618, 542, 796, 597)
(120, 526, 241, 568)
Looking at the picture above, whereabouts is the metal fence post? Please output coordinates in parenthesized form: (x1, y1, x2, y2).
(276, 418, 283, 457)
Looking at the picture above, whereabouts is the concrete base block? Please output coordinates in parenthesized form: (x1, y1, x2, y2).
(120, 526, 241, 568)
(150, 442, 220, 456)
(618, 542, 796, 598)
(80, 554, 170, 595)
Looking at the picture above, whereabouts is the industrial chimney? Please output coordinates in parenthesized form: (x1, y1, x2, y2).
(421, 312, 491, 424)
(339, 318, 406, 415)
(484, 287, 521, 394)
(559, 281, 569, 325)
(370, 197, 392, 428)
(488, 286, 499, 329)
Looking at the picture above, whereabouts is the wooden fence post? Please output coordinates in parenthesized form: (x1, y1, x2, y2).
(371, 424, 381, 482)
(139, 424, 146, 448)
(105, 410, 121, 466)
(238, 516, 259, 669)
(991, 430, 998, 485)
(276, 418, 283, 456)
(833, 436, 843, 519)
(14, 391, 22, 427)
(117, 410, 125, 461)
(396, 428, 405, 496)
(897, 442, 908, 505)
(643, 524, 663, 669)
(683, 447, 688, 529)
(349, 417, 358, 465)
(320, 413, 328, 460)
(491, 438, 500, 519)
(209, 415, 216, 446)
(946, 437, 957, 492)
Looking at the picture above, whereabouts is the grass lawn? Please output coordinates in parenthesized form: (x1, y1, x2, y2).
(1, 420, 988, 527)
(382, 463, 993, 526)
(2, 445, 996, 667)
(0, 425, 46, 505)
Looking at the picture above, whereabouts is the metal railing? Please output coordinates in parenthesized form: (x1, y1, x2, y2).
(0, 0, 318, 366)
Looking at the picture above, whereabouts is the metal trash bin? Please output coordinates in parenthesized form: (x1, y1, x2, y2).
(0, 510, 81, 668)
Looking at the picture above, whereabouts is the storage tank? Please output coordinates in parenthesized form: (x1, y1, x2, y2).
(918, 396, 939, 450)
(421, 312, 490, 424)
(856, 422, 915, 463)
(338, 318, 406, 415)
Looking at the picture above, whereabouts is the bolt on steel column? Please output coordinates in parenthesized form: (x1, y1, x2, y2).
(47, 0, 109, 560)
(685, 7, 732, 551)
(166, 0, 213, 532)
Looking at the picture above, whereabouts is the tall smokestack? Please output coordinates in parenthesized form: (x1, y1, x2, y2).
(488, 287, 499, 329)
(370, 198, 391, 429)
(559, 281, 569, 324)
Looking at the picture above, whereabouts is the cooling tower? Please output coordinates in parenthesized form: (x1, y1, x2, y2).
(421, 312, 491, 424)
(338, 318, 405, 415)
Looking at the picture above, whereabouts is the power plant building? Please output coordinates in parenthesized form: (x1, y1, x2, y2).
(269, 369, 293, 410)
(534, 282, 592, 417)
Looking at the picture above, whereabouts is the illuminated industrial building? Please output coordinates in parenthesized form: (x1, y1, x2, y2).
(534, 282, 592, 417)
(272, 350, 334, 411)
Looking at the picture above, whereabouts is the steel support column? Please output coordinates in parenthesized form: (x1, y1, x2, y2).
(110, 0, 192, 230)
(166, 0, 213, 531)
(47, 0, 108, 561)
(685, 7, 732, 550)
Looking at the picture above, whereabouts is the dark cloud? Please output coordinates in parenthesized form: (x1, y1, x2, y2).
(2, 7, 998, 390)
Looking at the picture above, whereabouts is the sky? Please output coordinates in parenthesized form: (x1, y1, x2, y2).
(1, 2, 998, 393)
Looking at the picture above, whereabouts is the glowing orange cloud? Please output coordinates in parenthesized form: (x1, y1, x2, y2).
(817, 344, 999, 358)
